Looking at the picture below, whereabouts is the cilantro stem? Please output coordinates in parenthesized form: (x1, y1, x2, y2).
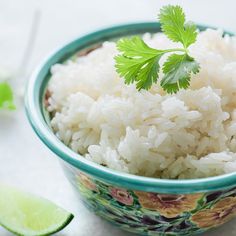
(163, 48, 188, 54)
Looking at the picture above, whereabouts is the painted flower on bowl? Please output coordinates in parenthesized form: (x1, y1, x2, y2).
(109, 187, 134, 206)
(135, 191, 203, 218)
(78, 172, 98, 192)
(191, 197, 236, 228)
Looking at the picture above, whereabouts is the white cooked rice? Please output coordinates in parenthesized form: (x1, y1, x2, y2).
(47, 29, 236, 179)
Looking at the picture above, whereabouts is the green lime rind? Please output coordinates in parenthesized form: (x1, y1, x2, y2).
(0, 185, 74, 236)
(0, 214, 74, 236)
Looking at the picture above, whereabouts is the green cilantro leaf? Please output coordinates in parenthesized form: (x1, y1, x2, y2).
(159, 5, 197, 48)
(136, 56, 161, 90)
(114, 5, 200, 93)
(161, 54, 200, 93)
(115, 37, 163, 89)
(0, 82, 16, 110)
(116, 37, 160, 58)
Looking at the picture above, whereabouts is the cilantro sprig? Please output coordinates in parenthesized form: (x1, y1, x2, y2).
(0, 67, 15, 110)
(0, 82, 15, 110)
(115, 5, 200, 93)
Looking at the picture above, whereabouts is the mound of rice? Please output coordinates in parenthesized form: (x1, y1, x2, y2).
(47, 29, 236, 179)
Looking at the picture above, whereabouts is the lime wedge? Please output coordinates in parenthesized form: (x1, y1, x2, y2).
(0, 184, 74, 236)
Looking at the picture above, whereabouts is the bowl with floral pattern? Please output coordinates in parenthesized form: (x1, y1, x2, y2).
(25, 22, 236, 236)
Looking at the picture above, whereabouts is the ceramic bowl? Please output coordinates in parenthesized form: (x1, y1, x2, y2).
(25, 23, 236, 236)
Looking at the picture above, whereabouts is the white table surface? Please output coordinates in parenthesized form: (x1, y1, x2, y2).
(1, 0, 236, 235)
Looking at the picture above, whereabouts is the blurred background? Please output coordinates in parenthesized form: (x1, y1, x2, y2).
(1, 0, 236, 235)
(1, 0, 236, 73)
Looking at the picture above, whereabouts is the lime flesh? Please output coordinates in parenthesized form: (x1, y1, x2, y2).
(0, 185, 74, 236)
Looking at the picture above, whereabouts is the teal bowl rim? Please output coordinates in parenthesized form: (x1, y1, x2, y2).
(25, 22, 236, 194)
